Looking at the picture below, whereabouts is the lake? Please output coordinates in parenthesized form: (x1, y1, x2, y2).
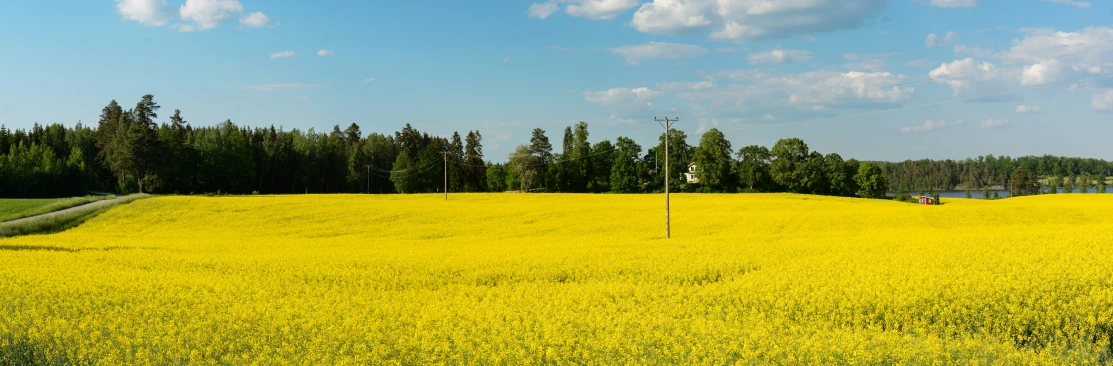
(891, 188, 1108, 199)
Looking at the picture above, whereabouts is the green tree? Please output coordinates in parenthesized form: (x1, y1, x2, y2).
(508, 145, 537, 192)
(692, 128, 733, 191)
(1008, 169, 1041, 197)
(770, 138, 810, 193)
(854, 161, 888, 199)
(655, 128, 691, 191)
(528, 128, 552, 191)
(553, 126, 575, 192)
(390, 152, 417, 193)
(1079, 172, 1093, 193)
(802, 151, 829, 195)
(828, 151, 850, 195)
(589, 139, 614, 192)
(448, 132, 465, 192)
(570, 122, 592, 192)
(193, 121, 255, 194)
(416, 139, 446, 193)
(736, 145, 771, 191)
(610, 137, 641, 193)
(343, 123, 361, 144)
(464, 131, 485, 192)
(486, 163, 507, 192)
(104, 98, 159, 193)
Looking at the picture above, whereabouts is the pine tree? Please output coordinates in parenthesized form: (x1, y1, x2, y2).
(528, 128, 552, 191)
(465, 131, 485, 192)
(571, 122, 592, 192)
(449, 132, 465, 192)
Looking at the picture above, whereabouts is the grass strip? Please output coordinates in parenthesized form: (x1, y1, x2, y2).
(0, 194, 148, 238)
(0, 195, 114, 222)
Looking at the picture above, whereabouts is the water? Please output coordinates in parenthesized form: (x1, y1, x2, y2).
(891, 188, 1108, 199)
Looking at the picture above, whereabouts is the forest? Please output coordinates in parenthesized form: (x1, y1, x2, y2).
(880, 156, 1112, 193)
(1, 94, 1109, 198)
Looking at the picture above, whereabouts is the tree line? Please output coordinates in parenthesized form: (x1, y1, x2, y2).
(3, 94, 1104, 199)
(880, 155, 1112, 193)
(486, 125, 889, 199)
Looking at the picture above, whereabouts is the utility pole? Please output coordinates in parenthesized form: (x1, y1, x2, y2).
(364, 165, 372, 194)
(442, 151, 448, 200)
(655, 117, 678, 239)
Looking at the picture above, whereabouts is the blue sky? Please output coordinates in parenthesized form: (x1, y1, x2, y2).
(1, 0, 1111, 161)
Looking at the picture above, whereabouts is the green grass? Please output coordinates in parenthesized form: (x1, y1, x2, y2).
(0, 194, 148, 238)
(0, 195, 113, 222)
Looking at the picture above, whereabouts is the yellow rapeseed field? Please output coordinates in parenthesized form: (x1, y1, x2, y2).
(2, 193, 1113, 364)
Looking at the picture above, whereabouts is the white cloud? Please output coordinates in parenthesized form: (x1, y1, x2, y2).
(239, 12, 271, 28)
(363, 77, 376, 83)
(317, 49, 334, 57)
(1092, 90, 1113, 111)
(630, 0, 886, 43)
(929, 58, 1006, 97)
(1020, 59, 1062, 86)
(927, 31, 957, 47)
(761, 113, 776, 121)
(658, 81, 715, 92)
(907, 59, 936, 68)
(843, 53, 892, 71)
(583, 87, 663, 109)
(1016, 105, 1041, 113)
(243, 83, 321, 91)
(116, 0, 170, 26)
(928, 27, 1113, 102)
(924, 0, 977, 8)
(925, 33, 940, 47)
(973, 26, 1009, 34)
(178, 0, 244, 31)
(999, 27, 1113, 86)
(953, 44, 994, 58)
(672, 70, 914, 116)
(900, 119, 948, 133)
(528, 2, 560, 19)
(528, 0, 638, 20)
(981, 119, 1009, 129)
(747, 49, 812, 65)
(608, 42, 709, 65)
(270, 50, 296, 59)
(944, 31, 959, 44)
(566, 0, 639, 20)
(1039, 0, 1091, 8)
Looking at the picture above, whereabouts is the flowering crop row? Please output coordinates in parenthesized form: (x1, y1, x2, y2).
(1, 194, 1112, 364)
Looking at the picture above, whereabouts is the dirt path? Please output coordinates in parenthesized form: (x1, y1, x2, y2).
(0, 197, 119, 225)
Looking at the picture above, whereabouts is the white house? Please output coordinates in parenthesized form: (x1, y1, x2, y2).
(684, 163, 699, 184)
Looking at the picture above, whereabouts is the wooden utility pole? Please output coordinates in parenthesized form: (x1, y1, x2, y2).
(364, 151, 374, 194)
(655, 117, 678, 239)
(364, 165, 372, 194)
(442, 151, 448, 200)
